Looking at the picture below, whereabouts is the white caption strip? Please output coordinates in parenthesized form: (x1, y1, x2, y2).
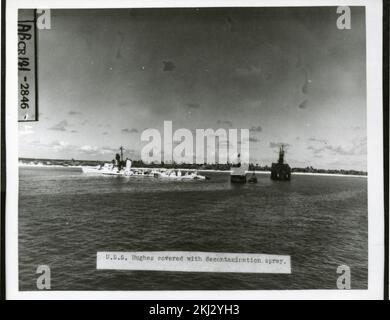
(97, 251, 291, 274)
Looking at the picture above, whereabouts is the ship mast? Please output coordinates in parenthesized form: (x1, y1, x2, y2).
(278, 145, 285, 164)
(119, 146, 124, 162)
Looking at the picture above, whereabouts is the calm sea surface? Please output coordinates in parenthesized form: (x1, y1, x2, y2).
(19, 166, 368, 290)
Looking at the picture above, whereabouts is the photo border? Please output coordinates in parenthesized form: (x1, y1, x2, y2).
(383, 0, 389, 301)
(1, 0, 7, 301)
(3, 0, 386, 300)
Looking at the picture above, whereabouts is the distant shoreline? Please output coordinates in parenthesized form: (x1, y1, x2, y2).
(18, 162, 367, 178)
(197, 169, 367, 178)
(18, 163, 82, 168)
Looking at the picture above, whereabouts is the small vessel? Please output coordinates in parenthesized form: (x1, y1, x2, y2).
(271, 145, 291, 181)
(230, 153, 248, 183)
(247, 172, 258, 183)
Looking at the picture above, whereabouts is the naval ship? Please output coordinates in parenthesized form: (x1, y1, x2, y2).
(81, 146, 206, 180)
(271, 145, 291, 181)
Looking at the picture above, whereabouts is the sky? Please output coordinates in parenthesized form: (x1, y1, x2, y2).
(18, 7, 367, 170)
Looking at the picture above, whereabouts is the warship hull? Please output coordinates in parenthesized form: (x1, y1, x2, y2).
(270, 163, 291, 181)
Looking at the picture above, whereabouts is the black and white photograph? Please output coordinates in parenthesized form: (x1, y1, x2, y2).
(2, 0, 387, 300)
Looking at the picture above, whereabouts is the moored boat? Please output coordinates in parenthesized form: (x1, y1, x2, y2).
(247, 172, 258, 183)
(230, 154, 248, 183)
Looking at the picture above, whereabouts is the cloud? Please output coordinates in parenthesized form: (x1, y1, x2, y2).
(68, 110, 83, 115)
(308, 138, 328, 144)
(309, 145, 353, 156)
(353, 137, 367, 155)
(25, 139, 135, 159)
(79, 145, 131, 156)
(307, 145, 325, 155)
(163, 61, 175, 72)
(49, 140, 71, 151)
(217, 120, 233, 127)
(49, 120, 69, 131)
(250, 125, 262, 132)
(79, 145, 98, 152)
(298, 99, 309, 110)
(325, 145, 355, 155)
(307, 138, 366, 156)
(121, 128, 139, 134)
(99, 147, 121, 155)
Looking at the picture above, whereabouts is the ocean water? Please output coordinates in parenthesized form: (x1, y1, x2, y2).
(19, 167, 368, 290)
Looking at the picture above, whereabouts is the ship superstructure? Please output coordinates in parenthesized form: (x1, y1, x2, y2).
(270, 145, 291, 181)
